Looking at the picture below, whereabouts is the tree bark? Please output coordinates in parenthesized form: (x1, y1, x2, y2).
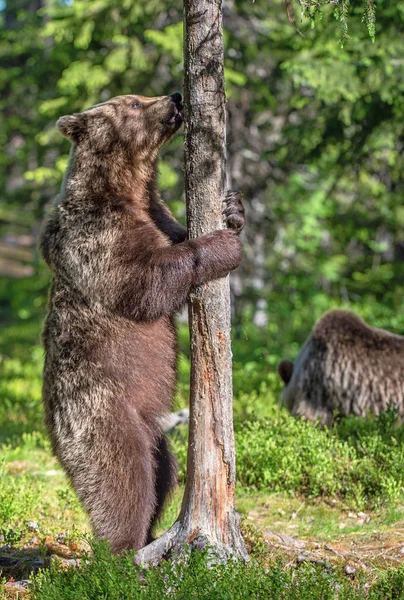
(180, 0, 247, 559)
(135, 0, 247, 565)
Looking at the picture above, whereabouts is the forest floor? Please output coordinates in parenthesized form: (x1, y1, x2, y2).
(2, 438, 404, 598)
(242, 495, 404, 576)
(2, 317, 404, 597)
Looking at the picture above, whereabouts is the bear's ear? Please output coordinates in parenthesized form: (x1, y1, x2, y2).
(57, 114, 86, 143)
(277, 359, 294, 385)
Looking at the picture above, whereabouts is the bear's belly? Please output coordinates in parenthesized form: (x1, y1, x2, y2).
(43, 295, 178, 424)
(98, 313, 178, 417)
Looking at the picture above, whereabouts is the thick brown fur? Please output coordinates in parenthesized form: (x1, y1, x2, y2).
(40, 93, 245, 553)
(278, 309, 404, 426)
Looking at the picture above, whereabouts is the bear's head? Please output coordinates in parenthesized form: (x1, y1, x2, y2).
(57, 93, 183, 159)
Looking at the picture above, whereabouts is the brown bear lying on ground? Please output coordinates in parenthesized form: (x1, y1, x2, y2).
(277, 309, 404, 426)
(40, 92, 245, 553)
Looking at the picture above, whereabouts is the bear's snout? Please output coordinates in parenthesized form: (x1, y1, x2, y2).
(170, 92, 182, 108)
(164, 93, 183, 127)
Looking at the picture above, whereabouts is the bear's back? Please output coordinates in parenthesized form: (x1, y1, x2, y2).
(281, 310, 404, 425)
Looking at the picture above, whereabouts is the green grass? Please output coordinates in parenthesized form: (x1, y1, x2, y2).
(0, 433, 89, 546)
(0, 350, 44, 443)
(170, 406, 404, 510)
(236, 490, 404, 540)
(3, 315, 404, 597)
(27, 541, 404, 600)
(3, 345, 404, 513)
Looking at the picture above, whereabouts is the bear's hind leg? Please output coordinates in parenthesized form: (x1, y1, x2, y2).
(146, 435, 177, 544)
(69, 419, 157, 553)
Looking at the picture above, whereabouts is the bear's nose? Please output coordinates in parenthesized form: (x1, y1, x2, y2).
(170, 92, 182, 107)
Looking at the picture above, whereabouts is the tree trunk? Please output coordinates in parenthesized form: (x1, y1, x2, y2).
(135, 0, 247, 565)
(180, 0, 247, 559)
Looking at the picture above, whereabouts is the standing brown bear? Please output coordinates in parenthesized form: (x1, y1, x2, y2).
(40, 93, 245, 553)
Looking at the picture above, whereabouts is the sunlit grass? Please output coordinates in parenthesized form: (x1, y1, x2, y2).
(3, 317, 404, 597)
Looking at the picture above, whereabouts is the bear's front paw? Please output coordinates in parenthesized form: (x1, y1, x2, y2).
(223, 190, 245, 234)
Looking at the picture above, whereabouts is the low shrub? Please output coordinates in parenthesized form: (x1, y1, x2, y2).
(172, 407, 404, 508)
(29, 540, 404, 600)
(236, 408, 404, 507)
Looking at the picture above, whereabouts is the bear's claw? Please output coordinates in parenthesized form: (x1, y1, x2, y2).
(223, 190, 245, 233)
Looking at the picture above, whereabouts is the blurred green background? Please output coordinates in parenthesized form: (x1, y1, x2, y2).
(2, 3, 404, 594)
(1, 0, 403, 386)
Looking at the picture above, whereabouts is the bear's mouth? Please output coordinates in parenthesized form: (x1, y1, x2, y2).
(164, 107, 183, 127)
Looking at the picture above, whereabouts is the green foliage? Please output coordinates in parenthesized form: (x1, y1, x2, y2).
(300, 0, 377, 46)
(173, 400, 404, 510)
(370, 567, 404, 600)
(0, 353, 44, 442)
(28, 539, 404, 599)
(1, 0, 403, 381)
(363, 0, 377, 42)
(236, 416, 354, 498)
(0, 435, 46, 540)
(0, 429, 89, 539)
(0, 269, 49, 362)
(235, 410, 404, 508)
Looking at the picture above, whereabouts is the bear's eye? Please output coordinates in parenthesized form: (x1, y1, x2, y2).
(131, 101, 141, 109)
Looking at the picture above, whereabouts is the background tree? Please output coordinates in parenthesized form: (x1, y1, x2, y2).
(2, 1, 403, 365)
